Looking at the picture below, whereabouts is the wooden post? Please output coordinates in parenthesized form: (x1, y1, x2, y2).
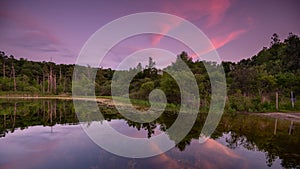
(291, 91, 295, 109)
(274, 119, 277, 135)
(276, 91, 278, 111)
(289, 121, 294, 135)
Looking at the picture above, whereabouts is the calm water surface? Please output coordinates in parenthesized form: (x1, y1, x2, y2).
(0, 99, 299, 169)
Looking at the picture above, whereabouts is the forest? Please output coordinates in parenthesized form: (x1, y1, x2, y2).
(0, 33, 299, 113)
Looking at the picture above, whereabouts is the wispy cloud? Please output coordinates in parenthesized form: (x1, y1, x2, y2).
(162, 0, 231, 27)
(211, 29, 247, 49)
(190, 29, 248, 59)
(149, 0, 233, 47)
(150, 17, 182, 46)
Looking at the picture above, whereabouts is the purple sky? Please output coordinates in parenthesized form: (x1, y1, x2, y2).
(0, 0, 299, 67)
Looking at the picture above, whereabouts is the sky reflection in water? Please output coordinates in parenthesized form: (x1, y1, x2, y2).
(0, 120, 284, 169)
(0, 100, 299, 169)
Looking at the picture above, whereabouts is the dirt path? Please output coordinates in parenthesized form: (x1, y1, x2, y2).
(253, 112, 300, 123)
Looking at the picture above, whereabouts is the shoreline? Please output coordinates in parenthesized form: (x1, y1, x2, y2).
(1, 96, 300, 122)
(251, 112, 300, 123)
(0, 96, 138, 108)
(0, 95, 114, 104)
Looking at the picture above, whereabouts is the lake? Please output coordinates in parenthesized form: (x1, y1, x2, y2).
(0, 99, 299, 169)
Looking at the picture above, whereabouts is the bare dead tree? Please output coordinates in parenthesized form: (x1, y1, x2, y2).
(11, 63, 16, 91)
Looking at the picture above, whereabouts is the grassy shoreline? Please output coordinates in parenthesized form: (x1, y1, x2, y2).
(1, 95, 299, 113)
(1, 95, 300, 123)
(0, 95, 181, 112)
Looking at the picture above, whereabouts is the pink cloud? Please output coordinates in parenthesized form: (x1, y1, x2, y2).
(150, 1, 232, 46)
(204, 139, 241, 159)
(146, 138, 246, 169)
(150, 17, 182, 45)
(190, 29, 247, 59)
(162, 0, 231, 27)
(211, 29, 247, 49)
(206, 0, 231, 27)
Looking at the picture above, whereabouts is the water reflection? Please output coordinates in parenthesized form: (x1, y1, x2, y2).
(0, 100, 77, 138)
(0, 99, 299, 169)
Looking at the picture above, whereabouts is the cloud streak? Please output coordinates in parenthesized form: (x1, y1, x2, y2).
(190, 29, 248, 59)
(162, 0, 231, 27)
(211, 29, 247, 49)
(149, 0, 237, 51)
(150, 17, 182, 46)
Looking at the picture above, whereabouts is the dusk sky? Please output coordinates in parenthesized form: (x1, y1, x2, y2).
(1, 0, 299, 68)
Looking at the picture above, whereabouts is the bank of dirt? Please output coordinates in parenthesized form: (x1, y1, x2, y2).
(252, 112, 300, 123)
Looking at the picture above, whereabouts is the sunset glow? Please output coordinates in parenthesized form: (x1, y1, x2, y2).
(1, 0, 299, 64)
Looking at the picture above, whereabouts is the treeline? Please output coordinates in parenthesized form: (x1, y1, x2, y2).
(0, 33, 299, 112)
(0, 53, 73, 94)
(225, 33, 300, 112)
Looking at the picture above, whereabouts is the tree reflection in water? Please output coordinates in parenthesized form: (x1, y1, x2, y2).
(0, 99, 299, 168)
